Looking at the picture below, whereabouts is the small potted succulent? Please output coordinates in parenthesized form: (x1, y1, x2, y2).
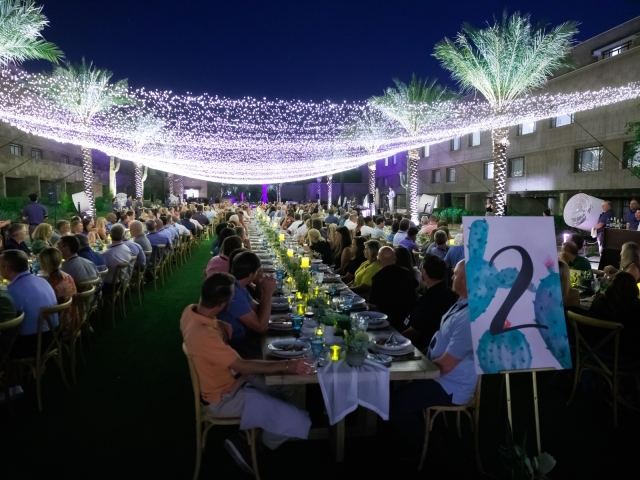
(343, 330, 370, 367)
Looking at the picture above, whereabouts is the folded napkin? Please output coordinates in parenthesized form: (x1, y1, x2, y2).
(317, 358, 390, 425)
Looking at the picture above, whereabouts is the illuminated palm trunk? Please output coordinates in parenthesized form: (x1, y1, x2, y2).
(327, 175, 333, 208)
(407, 148, 420, 223)
(81, 146, 96, 217)
(277, 183, 282, 203)
(109, 156, 121, 199)
(134, 162, 147, 199)
(168, 173, 174, 196)
(317, 177, 322, 204)
(368, 162, 376, 213)
(179, 176, 184, 200)
(491, 127, 509, 216)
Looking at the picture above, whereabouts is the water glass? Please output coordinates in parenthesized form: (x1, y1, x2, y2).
(276, 278, 283, 293)
(340, 291, 354, 312)
(311, 264, 319, 274)
(331, 297, 342, 312)
(316, 272, 324, 284)
(311, 334, 325, 362)
(292, 315, 303, 333)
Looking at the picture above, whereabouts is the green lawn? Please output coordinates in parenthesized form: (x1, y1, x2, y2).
(1, 237, 637, 479)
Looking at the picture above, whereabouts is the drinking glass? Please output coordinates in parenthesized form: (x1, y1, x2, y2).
(292, 315, 303, 335)
(276, 279, 283, 294)
(311, 264, 319, 274)
(311, 333, 325, 366)
(340, 291, 354, 313)
(316, 272, 324, 284)
(331, 297, 342, 312)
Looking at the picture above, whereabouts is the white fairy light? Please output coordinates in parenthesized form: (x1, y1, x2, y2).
(0, 69, 639, 184)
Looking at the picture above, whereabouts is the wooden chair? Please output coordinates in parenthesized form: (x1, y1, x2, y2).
(0, 313, 25, 407)
(122, 255, 138, 310)
(102, 262, 130, 327)
(148, 245, 166, 290)
(182, 344, 260, 480)
(419, 376, 482, 471)
(66, 286, 96, 383)
(566, 310, 625, 426)
(13, 299, 73, 412)
(76, 277, 101, 334)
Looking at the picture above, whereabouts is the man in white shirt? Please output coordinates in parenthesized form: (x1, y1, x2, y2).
(344, 214, 358, 231)
(388, 187, 396, 213)
(359, 217, 375, 236)
(287, 214, 303, 234)
(370, 217, 387, 240)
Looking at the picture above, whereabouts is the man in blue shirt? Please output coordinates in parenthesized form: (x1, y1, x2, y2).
(4, 224, 31, 255)
(217, 252, 276, 358)
(595, 200, 614, 254)
(389, 260, 477, 453)
(1, 250, 58, 359)
(399, 226, 420, 252)
(624, 199, 639, 230)
(125, 195, 133, 209)
(21, 193, 48, 241)
(75, 234, 107, 270)
(324, 208, 339, 225)
(181, 211, 197, 234)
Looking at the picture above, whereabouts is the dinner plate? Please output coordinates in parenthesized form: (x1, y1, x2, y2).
(271, 297, 290, 311)
(269, 314, 293, 330)
(322, 274, 341, 283)
(311, 259, 323, 264)
(267, 340, 311, 358)
(372, 333, 412, 352)
(351, 296, 366, 305)
(358, 312, 388, 324)
(370, 342, 414, 356)
(366, 319, 390, 330)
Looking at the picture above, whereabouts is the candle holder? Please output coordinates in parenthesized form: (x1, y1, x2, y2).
(331, 345, 341, 361)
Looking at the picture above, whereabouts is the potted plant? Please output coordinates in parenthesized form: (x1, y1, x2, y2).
(343, 330, 370, 367)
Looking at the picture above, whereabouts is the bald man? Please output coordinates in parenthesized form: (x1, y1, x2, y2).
(367, 246, 418, 330)
(389, 260, 478, 456)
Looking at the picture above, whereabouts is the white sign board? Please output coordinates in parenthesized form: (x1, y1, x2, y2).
(464, 217, 571, 374)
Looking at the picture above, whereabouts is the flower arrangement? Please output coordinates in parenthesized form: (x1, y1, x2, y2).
(343, 330, 370, 353)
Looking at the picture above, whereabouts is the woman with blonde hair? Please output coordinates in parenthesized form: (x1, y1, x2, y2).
(305, 228, 332, 264)
(95, 217, 108, 240)
(603, 241, 640, 281)
(31, 223, 53, 255)
(558, 260, 580, 308)
(326, 223, 338, 249)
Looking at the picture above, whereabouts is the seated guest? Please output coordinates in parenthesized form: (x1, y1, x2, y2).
(1, 250, 58, 361)
(31, 223, 53, 255)
(588, 271, 640, 361)
(0, 288, 17, 367)
(70, 219, 84, 235)
(420, 215, 438, 236)
(349, 240, 381, 297)
(192, 205, 210, 226)
(124, 233, 147, 270)
(181, 274, 312, 473)
(393, 219, 410, 246)
(146, 219, 170, 262)
(338, 213, 349, 227)
(339, 237, 366, 284)
(367, 246, 418, 330)
(102, 224, 134, 290)
(384, 212, 393, 226)
(171, 215, 191, 237)
(234, 226, 251, 250)
(213, 227, 237, 257)
(155, 218, 176, 249)
(4, 224, 30, 254)
(387, 222, 399, 243)
(558, 260, 580, 309)
(217, 252, 276, 356)
(292, 216, 311, 241)
(390, 260, 477, 455)
(558, 241, 592, 273)
(58, 236, 100, 284)
(75, 234, 107, 270)
(344, 214, 358, 231)
(206, 236, 243, 278)
(282, 212, 295, 230)
(105, 213, 117, 234)
(311, 219, 327, 240)
(332, 227, 352, 271)
(324, 208, 339, 225)
(95, 217, 108, 240)
(399, 226, 419, 252)
(50, 220, 70, 246)
(603, 241, 640, 281)
(444, 234, 465, 270)
(305, 229, 332, 264)
(38, 247, 79, 328)
(360, 217, 375, 237)
(370, 217, 386, 240)
(287, 214, 303, 234)
(402, 254, 458, 350)
(181, 210, 197, 234)
(395, 246, 423, 287)
(130, 220, 151, 253)
(426, 230, 449, 260)
(570, 234, 585, 253)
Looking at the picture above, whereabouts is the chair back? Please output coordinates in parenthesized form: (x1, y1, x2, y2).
(98, 268, 109, 278)
(77, 276, 100, 292)
(0, 312, 25, 333)
(73, 286, 96, 328)
(567, 310, 623, 377)
(38, 298, 73, 362)
(183, 343, 203, 421)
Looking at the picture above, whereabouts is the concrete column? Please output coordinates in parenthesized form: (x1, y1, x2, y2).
(465, 194, 473, 211)
(547, 197, 558, 216)
(0, 175, 6, 198)
(24, 176, 40, 197)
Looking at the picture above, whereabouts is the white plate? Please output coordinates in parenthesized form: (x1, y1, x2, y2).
(358, 312, 388, 324)
(311, 259, 323, 264)
(269, 314, 293, 330)
(322, 274, 341, 283)
(366, 319, 390, 330)
(371, 342, 414, 356)
(351, 296, 365, 305)
(267, 340, 311, 357)
(271, 297, 290, 311)
(372, 333, 412, 352)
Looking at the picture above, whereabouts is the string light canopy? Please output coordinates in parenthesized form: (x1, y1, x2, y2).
(0, 69, 639, 184)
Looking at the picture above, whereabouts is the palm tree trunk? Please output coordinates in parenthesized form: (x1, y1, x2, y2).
(179, 176, 184, 201)
(491, 127, 509, 216)
(317, 177, 322, 205)
(81, 146, 96, 217)
(277, 183, 282, 203)
(407, 148, 420, 223)
(168, 173, 174, 196)
(367, 162, 376, 213)
(134, 162, 144, 199)
(327, 175, 333, 208)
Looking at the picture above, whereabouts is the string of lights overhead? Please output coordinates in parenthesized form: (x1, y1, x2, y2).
(0, 69, 639, 184)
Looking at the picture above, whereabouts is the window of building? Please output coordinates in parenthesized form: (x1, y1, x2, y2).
(384, 157, 388, 167)
(450, 137, 461, 151)
(393, 154, 397, 165)
(550, 113, 574, 128)
(508, 157, 525, 177)
(60, 155, 70, 164)
(483, 161, 494, 180)
(518, 122, 536, 135)
(423, 145, 429, 157)
(468, 131, 481, 147)
(603, 41, 631, 59)
(574, 147, 603, 172)
(31, 148, 43, 160)
(9, 144, 22, 156)
(623, 141, 640, 169)
(431, 169, 441, 184)
(74, 157, 83, 166)
(446, 167, 456, 182)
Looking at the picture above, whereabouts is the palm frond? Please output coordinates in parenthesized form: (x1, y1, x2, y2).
(369, 74, 458, 135)
(38, 58, 136, 123)
(340, 107, 401, 155)
(434, 11, 578, 112)
(0, 0, 63, 66)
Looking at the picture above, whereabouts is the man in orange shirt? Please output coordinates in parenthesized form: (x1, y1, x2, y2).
(180, 273, 313, 475)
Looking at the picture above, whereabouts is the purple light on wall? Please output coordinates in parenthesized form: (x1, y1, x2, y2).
(241, 192, 245, 202)
(262, 184, 268, 203)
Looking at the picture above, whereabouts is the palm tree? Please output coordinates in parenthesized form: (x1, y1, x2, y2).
(370, 75, 456, 222)
(0, 0, 62, 66)
(39, 59, 134, 216)
(434, 12, 577, 216)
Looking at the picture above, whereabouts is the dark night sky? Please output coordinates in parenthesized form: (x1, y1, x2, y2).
(30, 0, 640, 102)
